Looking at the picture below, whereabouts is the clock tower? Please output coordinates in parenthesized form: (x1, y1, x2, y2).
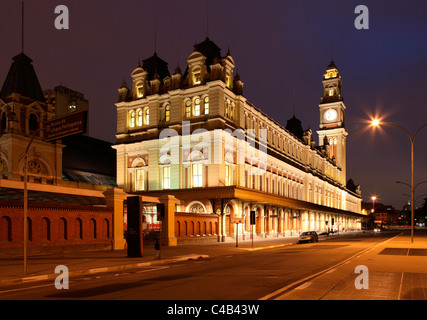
(317, 60, 348, 185)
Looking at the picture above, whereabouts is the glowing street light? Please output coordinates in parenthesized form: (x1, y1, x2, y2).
(371, 196, 377, 213)
(371, 119, 427, 243)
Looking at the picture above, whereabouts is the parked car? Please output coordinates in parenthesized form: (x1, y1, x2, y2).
(298, 231, 319, 244)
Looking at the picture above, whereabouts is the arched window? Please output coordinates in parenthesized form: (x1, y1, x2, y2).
(165, 105, 171, 122)
(29, 114, 38, 132)
(1, 113, 6, 133)
(193, 67, 202, 85)
(60, 218, 68, 240)
(76, 218, 83, 240)
(136, 82, 144, 98)
(0, 216, 12, 243)
(42, 218, 51, 241)
(103, 219, 110, 239)
(230, 103, 235, 120)
(137, 109, 143, 127)
(144, 108, 150, 125)
(176, 221, 181, 237)
(204, 97, 210, 115)
(188, 202, 207, 214)
(90, 218, 97, 239)
(225, 100, 230, 118)
(193, 98, 201, 116)
(132, 157, 147, 191)
(27, 218, 32, 242)
(129, 111, 136, 128)
(185, 100, 192, 118)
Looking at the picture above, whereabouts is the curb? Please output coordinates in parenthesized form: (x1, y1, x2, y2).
(240, 242, 297, 251)
(0, 254, 209, 287)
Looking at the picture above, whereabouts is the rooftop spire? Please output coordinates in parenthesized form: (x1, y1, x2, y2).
(0, 53, 45, 102)
(206, 0, 209, 39)
(154, 7, 157, 54)
(21, 1, 25, 53)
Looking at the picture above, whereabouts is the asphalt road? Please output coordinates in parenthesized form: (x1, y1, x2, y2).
(0, 232, 399, 301)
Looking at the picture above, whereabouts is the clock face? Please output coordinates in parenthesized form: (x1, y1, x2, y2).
(324, 109, 338, 122)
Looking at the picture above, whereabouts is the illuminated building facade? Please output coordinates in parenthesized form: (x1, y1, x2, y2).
(114, 38, 364, 244)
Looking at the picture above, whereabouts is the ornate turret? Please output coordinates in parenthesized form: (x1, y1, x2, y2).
(0, 53, 45, 102)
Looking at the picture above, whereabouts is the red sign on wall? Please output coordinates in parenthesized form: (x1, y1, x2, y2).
(44, 111, 87, 141)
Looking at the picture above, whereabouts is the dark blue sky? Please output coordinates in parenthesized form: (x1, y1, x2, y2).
(1, 0, 427, 209)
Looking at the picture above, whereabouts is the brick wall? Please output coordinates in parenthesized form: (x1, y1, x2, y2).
(0, 200, 113, 251)
(175, 212, 219, 238)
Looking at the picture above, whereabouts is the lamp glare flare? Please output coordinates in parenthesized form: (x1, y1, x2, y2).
(372, 119, 380, 126)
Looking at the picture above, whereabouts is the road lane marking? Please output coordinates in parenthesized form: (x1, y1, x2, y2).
(259, 234, 400, 300)
(135, 266, 170, 274)
(397, 272, 404, 300)
(0, 282, 73, 295)
(295, 282, 312, 290)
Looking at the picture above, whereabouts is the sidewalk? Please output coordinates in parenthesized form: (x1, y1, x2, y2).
(275, 232, 427, 300)
(0, 235, 301, 287)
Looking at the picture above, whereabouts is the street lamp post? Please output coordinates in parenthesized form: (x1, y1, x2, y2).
(371, 120, 427, 243)
(23, 128, 43, 275)
(371, 196, 377, 212)
(371, 196, 377, 229)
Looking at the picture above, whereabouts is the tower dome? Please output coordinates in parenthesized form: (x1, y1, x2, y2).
(0, 53, 45, 102)
(286, 116, 304, 140)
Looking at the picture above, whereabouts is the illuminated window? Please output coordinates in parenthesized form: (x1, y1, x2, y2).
(144, 108, 150, 125)
(130, 111, 136, 128)
(224, 100, 235, 120)
(165, 105, 171, 122)
(329, 89, 334, 97)
(329, 137, 337, 159)
(230, 103, 235, 120)
(135, 169, 145, 191)
(137, 83, 144, 98)
(194, 72, 201, 85)
(163, 166, 170, 189)
(204, 97, 210, 115)
(325, 70, 336, 79)
(185, 100, 192, 118)
(68, 105, 77, 113)
(225, 75, 231, 88)
(194, 98, 201, 116)
(192, 163, 203, 188)
(137, 110, 143, 126)
(225, 100, 230, 118)
(225, 165, 232, 186)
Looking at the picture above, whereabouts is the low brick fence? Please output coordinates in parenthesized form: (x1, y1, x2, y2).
(0, 200, 113, 253)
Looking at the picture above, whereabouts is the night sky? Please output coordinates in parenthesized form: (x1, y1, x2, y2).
(1, 0, 427, 209)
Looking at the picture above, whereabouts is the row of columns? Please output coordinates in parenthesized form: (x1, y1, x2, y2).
(105, 190, 362, 249)
(217, 202, 362, 241)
